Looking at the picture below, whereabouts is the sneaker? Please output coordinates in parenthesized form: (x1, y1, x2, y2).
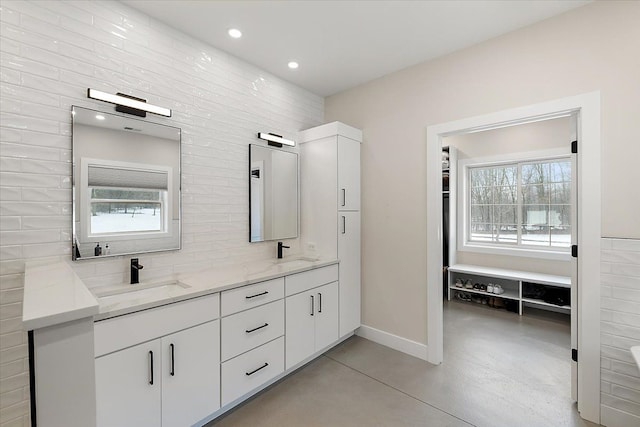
(464, 279, 473, 289)
(493, 284, 504, 295)
(455, 278, 463, 288)
(487, 283, 494, 293)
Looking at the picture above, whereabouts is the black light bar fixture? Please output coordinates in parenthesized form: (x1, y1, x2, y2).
(87, 88, 172, 118)
(257, 132, 295, 147)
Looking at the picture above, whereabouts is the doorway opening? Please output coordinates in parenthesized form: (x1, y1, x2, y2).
(425, 93, 601, 424)
(441, 116, 578, 420)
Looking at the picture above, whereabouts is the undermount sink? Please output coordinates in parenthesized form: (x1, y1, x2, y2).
(96, 280, 191, 306)
(274, 256, 320, 267)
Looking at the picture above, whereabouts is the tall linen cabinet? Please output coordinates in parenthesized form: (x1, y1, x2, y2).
(299, 122, 362, 337)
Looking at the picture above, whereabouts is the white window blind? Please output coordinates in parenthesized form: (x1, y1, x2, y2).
(88, 165, 168, 190)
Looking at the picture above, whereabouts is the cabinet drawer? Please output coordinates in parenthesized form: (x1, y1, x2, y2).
(221, 337, 284, 406)
(221, 300, 284, 361)
(95, 293, 219, 357)
(221, 278, 284, 316)
(285, 264, 339, 296)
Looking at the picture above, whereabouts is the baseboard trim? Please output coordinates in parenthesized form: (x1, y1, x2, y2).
(356, 325, 428, 361)
(601, 404, 640, 427)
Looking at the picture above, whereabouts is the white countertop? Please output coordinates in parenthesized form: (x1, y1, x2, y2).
(23, 260, 99, 330)
(23, 257, 339, 327)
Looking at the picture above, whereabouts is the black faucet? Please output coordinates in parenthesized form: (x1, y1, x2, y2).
(130, 258, 144, 284)
(277, 242, 290, 259)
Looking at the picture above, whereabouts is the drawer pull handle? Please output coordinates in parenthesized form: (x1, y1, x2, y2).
(342, 188, 346, 207)
(246, 291, 269, 299)
(246, 323, 269, 333)
(246, 362, 269, 376)
(170, 343, 175, 376)
(310, 295, 315, 316)
(318, 292, 322, 313)
(149, 351, 154, 385)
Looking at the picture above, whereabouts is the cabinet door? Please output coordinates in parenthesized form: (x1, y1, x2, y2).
(161, 320, 220, 427)
(337, 136, 360, 211)
(338, 211, 361, 336)
(285, 290, 316, 369)
(95, 340, 161, 427)
(314, 281, 339, 351)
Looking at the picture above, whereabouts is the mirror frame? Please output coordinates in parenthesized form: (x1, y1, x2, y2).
(71, 106, 182, 260)
(249, 144, 299, 243)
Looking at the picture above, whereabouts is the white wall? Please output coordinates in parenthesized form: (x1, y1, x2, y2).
(0, 1, 323, 425)
(325, 0, 640, 347)
(600, 238, 640, 427)
(445, 116, 572, 276)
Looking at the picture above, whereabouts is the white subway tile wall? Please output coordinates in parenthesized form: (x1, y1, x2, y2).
(601, 238, 640, 427)
(0, 1, 323, 424)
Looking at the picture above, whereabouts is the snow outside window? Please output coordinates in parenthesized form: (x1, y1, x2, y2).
(468, 158, 571, 250)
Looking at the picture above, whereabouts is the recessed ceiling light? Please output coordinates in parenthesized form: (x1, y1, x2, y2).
(95, 114, 105, 120)
(228, 28, 242, 39)
(288, 61, 299, 70)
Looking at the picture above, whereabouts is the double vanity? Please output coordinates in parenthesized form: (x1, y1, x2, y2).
(24, 96, 363, 426)
(23, 257, 348, 427)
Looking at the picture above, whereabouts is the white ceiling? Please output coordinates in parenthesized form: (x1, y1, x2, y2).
(123, 0, 590, 97)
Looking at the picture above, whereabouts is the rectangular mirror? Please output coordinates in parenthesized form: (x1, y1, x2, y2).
(249, 144, 298, 242)
(72, 106, 181, 260)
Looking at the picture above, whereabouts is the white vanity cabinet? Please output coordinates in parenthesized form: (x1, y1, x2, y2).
(337, 136, 361, 211)
(220, 278, 286, 406)
(300, 122, 362, 338)
(94, 294, 220, 427)
(285, 281, 339, 369)
(285, 264, 340, 369)
(95, 339, 161, 427)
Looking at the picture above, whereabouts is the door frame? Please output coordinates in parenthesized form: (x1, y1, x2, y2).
(425, 92, 601, 423)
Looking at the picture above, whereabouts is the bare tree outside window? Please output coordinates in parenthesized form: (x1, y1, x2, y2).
(468, 158, 571, 249)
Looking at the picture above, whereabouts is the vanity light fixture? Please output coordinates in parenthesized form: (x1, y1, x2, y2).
(257, 132, 295, 147)
(87, 89, 172, 118)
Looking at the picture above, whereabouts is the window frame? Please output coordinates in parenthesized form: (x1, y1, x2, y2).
(79, 157, 173, 242)
(458, 148, 572, 261)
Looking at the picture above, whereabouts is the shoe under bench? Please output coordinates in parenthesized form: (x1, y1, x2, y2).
(447, 264, 571, 315)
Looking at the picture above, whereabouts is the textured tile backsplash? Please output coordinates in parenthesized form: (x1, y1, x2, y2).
(0, 1, 323, 424)
(601, 238, 640, 427)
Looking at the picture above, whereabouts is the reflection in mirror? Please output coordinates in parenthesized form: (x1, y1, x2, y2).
(72, 106, 181, 260)
(249, 144, 298, 242)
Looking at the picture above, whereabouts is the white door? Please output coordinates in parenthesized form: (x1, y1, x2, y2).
(95, 340, 162, 427)
(337, 136, 360, 211)
(161, 320, 220, 427)
(338, 211, 361, 336)
(285, 290, 316, 369)
(315, 281, 340, 351)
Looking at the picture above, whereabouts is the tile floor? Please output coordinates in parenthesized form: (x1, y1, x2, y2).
(208, 300, 600, 426)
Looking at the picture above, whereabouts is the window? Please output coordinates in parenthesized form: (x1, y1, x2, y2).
(467, 157, 571, 252)
(89, 188, 164, 234)
(82, 160, 171, 238)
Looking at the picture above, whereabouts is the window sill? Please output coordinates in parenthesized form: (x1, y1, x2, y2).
(460, 243, 571, 261)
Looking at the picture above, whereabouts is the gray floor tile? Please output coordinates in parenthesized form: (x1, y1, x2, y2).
(209, 356, 470, 426)
(327, 301, 598, 427)
(208, 300, 600, 427)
